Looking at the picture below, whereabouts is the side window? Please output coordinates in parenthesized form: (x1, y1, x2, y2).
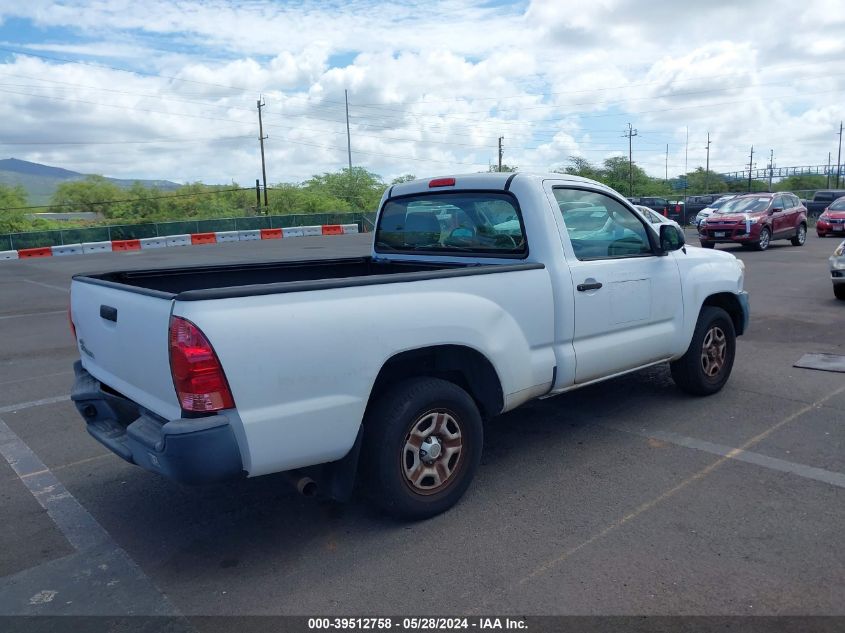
(772, 195, 785, 211)
(553, 188, 654, 261)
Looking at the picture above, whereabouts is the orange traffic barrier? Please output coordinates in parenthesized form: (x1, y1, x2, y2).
(18, 247, 53, 258)
(191, 232, 217, 245)
(321, 224, 343, 235)
(112, 239, 141, 251)
(261, 228, 283, 239)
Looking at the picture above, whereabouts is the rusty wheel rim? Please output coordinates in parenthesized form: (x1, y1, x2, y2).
(700, 325, 727, 378)
(401, 410, 464, 495)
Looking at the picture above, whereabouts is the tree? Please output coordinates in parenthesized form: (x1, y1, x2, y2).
(774, 174, 828, 193)
(488, 164, 518, 173)
(556, 156, 602, 181)
(685, 167, 728, 194)
(50, 176, 124, 218)
(0, 184, 29, 233)
(391, 174, 416, 184)
(303, 167, 385, 211)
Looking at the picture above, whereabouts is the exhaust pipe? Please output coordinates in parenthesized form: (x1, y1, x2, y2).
(296, 477, 318, 497)
(285, 472, 318, 497)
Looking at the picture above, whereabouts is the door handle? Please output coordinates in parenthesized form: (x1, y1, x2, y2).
(577, 282, 603, 292)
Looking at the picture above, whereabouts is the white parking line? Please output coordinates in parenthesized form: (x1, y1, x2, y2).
(0, 415, 177, 615)
(0, 395, 70, 414)
(607, 425, 845, 490)
(21, 279, 69, 293)
(0, 310, 66, 321)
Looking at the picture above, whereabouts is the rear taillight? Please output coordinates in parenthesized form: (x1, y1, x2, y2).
(429, 177, 455, 188)
(169, 316, 234, 412)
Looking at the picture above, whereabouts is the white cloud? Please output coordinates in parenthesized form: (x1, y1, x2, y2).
(0, 0, 843, 189)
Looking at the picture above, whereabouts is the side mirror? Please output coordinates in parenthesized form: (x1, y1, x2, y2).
(770, 207, 781, 214)
(659, 224, 685, 253)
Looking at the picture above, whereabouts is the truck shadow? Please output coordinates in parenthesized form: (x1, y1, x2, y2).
(69, 364, 693, 574)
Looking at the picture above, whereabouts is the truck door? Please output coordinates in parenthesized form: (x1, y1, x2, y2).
(547, 185, 684, 384)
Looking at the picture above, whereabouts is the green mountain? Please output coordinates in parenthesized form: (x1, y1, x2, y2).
(0, 158, 181, 207)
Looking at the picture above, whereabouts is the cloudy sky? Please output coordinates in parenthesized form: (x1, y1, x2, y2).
(0, 0, 844, 186)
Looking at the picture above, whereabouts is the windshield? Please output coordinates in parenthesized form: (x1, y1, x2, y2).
(717, 197, 771, 214)
(829, 198, 845, 211)
(711, 197, 733, 209)
(375, 192, 527, 256)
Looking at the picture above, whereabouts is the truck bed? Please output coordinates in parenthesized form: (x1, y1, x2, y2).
(74, 256, 542, 301)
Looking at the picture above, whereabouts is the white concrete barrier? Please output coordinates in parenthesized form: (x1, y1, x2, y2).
(215, 231, 240, 243)
(0, 250, 19, 260)
(238, 230, 261, 241)
(82, 241, 113, 254)
(301, 225, 322, 237)
(282, 227, 304, 238)
(166, 234, 191, 248)
(341, 223, 359, 234)
(140, 237, 168, 249)
(51, 244, 84, 256)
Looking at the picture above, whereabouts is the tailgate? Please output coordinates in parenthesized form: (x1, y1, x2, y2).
(71, 279, 180, 420)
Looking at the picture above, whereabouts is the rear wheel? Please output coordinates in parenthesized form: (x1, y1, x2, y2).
(362, 377, 483, 520)
(791, 224, 807, 246)
(835, 285, 845, 301)
(671, 306, 736, 396)
(700, 241, 715, 249)
(755, 227, 771, 251)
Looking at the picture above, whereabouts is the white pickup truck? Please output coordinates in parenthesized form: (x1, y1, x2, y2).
(70, 172, 748, 519)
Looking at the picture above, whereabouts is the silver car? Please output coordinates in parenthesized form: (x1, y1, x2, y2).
(695, 195, 737, 228)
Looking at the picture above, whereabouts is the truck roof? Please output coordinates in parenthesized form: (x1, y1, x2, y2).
(386, 172, 616, 199)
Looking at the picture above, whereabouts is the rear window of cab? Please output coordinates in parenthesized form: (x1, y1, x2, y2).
(375, 192, 527, 257)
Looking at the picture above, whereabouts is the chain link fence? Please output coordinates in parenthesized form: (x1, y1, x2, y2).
(1, 212, 378, 250)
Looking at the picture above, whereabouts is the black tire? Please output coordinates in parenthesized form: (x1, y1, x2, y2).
(755, 227, 771, 251)
(835, 285, 845, 301)
(790, 223, 807, 246)
(670, 306, 737, 396)
(700, 241, 715, 249)
(362, 377, 483, 520)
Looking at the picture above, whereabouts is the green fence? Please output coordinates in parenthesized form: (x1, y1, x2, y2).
(2, 212, 378, 250)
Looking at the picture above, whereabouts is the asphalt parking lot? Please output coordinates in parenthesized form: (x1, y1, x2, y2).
(0, 231, 843, 617)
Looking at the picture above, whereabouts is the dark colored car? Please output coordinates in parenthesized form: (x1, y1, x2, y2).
(685, 194, 726, 218)
(804, 190, 845, 217)
(698, 192, 807, 251)
(816, 196, 845, 237)
(628, 196, 684, 223)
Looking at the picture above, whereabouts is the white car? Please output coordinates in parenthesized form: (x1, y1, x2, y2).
(70, 172, 748, 519)
(695, 195, 738, 227)
(636, 204, 681, 229)
(831, 240, 845, 300)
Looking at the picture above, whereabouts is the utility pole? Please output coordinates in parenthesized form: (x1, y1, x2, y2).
(705, 132, 711, 193)
(622, 123, 638, 196)
(684, 126, 689, 203)
(255, 179, 260, 209)
(665, 144, 668, 184)
(837, 121, 843, 188)
(768, 149, 774, 191)
(497, 136, 504, 172)
(827, 152, 832, 188)
(256, 97, 268, 208)
(344, 89, 353, 174)
(747, 146, 755, 192)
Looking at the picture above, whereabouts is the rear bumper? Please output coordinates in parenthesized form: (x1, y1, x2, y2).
(71, 361, 244, 484)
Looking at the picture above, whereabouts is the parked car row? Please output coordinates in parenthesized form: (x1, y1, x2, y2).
(803, 189, 845, 217)
(698, 192, 807, 251)
(816, 196, 845, 237)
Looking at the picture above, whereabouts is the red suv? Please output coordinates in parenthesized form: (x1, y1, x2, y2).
(699, 192, 807, 251)
(816, 196, 845, 237)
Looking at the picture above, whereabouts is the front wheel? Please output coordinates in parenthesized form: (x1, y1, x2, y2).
(755, 227, 771, 251)
(671, 306, 737, 396)
(700, 241, 715, 249)
(791, 224, 807, 246)
(362, 377, 483, 520)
